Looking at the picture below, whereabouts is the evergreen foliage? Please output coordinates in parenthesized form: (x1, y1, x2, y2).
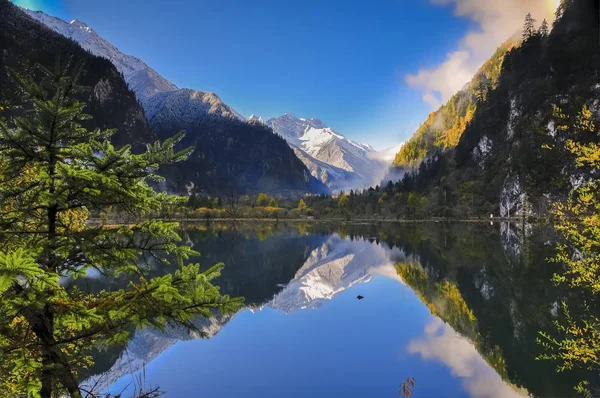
(0, 63, 242, 397)
(522, 13, 537, 41)
(539, 19, 549, 37)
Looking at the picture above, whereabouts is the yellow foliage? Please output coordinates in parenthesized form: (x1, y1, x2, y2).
(538, 104, 600, 381)
(262, 206, 282, 212)
(337, 193, 349, 209)
(58, 208, 89, 233)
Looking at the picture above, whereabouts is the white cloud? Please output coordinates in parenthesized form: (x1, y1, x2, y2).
(408, 319, 529, 397)
(368, 142, 405, 164)
(406, 0, 556, 108)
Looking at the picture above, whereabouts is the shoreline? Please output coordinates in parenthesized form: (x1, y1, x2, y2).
(88, 217, 549, 226)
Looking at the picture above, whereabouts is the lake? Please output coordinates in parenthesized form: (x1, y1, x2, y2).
(76, 222, 592, 397)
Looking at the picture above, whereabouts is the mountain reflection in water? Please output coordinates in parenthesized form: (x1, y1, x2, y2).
(75, 223, 592, 397)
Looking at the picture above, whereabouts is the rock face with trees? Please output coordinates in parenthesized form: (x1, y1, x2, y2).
(392, 38, 518, 170)
(382, 0, 600, 220)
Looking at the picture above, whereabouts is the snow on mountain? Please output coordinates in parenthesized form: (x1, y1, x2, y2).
(83, 234, 404, 392)
(82, 313, 235, 393)
(291, 146, 356, 188)
(248, 114, 265, 124)
(267, 114, 373, 167)
(23, 10, 176, 105)
(24, 9, 245, 122)
(145, 89, 243, 126)
(265, 113, 386, 190)
(251, 113, 356, 187)
(268, 235, 404, 313)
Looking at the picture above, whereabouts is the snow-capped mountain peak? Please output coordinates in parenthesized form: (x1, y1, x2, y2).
(299, 116, 327, 129)
(248, 114, 265, 124)
(266, 114, 387, 190)
(267, 114, 373, 159)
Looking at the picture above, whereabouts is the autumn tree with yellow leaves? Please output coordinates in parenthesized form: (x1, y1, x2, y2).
(538, 104, 600, 395)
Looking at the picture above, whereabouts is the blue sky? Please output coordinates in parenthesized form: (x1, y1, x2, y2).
(13, 0, 555, 150)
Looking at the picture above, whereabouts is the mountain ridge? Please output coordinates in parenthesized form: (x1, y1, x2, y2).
(24, 6, 325, 195)
(0, 1, 152, 151)
(23, 8, 247, 123)
(23, 9, 178, 106)
(265, 113, 387, 190)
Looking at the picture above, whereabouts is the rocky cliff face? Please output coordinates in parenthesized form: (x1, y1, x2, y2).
(392, 0, 600, 217)
(392, 38, 519, 170)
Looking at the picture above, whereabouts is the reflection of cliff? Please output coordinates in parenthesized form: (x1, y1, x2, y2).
(396, 261, 511, 383)
(389, 223, 580, 397)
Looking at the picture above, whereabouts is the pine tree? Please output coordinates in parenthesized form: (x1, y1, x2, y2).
(522, 12, 537, 41)
(538, 19, 549, 37)
(0, 62, 243, 397)
(554, 0, 569, 26)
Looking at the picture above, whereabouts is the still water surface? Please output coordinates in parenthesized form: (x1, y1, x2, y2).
(76, 222, 588, 397)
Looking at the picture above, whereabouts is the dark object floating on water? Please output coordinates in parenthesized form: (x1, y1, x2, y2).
(357, 295, 364, 300)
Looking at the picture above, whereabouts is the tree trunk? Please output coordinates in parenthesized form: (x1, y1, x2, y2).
(30, 306, 82, 398)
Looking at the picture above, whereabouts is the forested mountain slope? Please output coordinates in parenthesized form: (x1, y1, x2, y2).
(393, 38, 519, 169)
(393, 0, 600, 218)
(153, 114, 327, 195)
(0, 0, 152, 150)
(9, 2, 326, 195)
